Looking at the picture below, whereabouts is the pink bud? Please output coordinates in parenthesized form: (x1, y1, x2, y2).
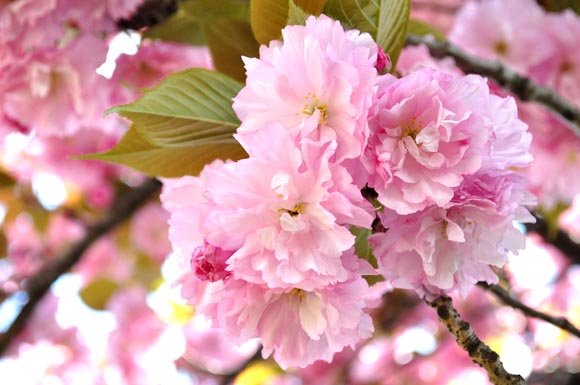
(191, 241, 232, 282)
(375, 46, 391, 74)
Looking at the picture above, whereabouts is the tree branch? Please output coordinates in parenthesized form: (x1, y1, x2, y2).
(0, 178, 162, 357)
(478, 282, 580, 340)
(428, 296, 527, 385)
(117, 0, 179, 30)
(405, 34, 580, 138)
(525, 214, 580, 266)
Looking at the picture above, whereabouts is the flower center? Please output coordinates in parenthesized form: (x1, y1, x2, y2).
(290, 288, 306, 301)
(560, 60, 574, 74)
(401, 116, 423, 140)
(301, 93, 329, 124)
(493, 40, 509, 56)
(279, 202, 305, 217)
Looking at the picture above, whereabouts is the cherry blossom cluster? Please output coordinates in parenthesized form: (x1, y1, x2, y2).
(450, 0, 580, 208)
(161, 14, 535, 368)
(0, 0, 212, 209)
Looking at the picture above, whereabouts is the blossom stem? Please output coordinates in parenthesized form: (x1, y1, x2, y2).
(0, 178, 162, 357)
(428, 296, 527, 385)
(405, 34, 580, 138)
(478, 282, 580, 340)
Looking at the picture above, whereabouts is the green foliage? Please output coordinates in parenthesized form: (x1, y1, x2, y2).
(206, 19, 259, 81)
(288, 0, 310, 25)
(83, 127, 246, 178)
(407, 18, 445, 41)
(144, 0, 258, 81)
(351, 226, 378, 268)
(143, 9, 206, 46)
(375, 0, 411, 68)
(324, 0, 411, 69)
(295, 0, 327, 15)
(250, 0, 326, 44)
(250, 0, 290, 44)
(84, 69, 248, 177)
(79, 278, 120, 311)
(108, 68, 243, 147)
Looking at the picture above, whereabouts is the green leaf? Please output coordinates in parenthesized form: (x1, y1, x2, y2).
(407, 18, 445, 42)
(351, 226, 378, 268)
(204, 19, 260, 82)
(133, 253, 162, 290)
(143, 9, 207, 45)
(288, 0, 310, 25)
(375, 0, 411, 69)
(182, 0, 250, 21)
(144, 0, 249, 46)
(324, 0, 379, 34)
(250, 0, 289, 45)
(295, 0, 327, 14)
(79, 278, 120, 311)
(108, 68, 243, 147)
(324, 0, 410, 69)
(82, 126, 247, 178)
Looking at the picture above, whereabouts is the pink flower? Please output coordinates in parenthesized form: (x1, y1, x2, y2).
(106, 0, 144, 21)
(130, 202, 172, 264)
(112, 41, 213, 100)
(529, 10, 580, 109)
(2, 35, 118, 137)
(233, 15, 378, 162)
(449, 0, 551, 74)
(397, 45, 462, 77)
(363, 68, 490, 214)
(198, 253, 373, 369)
(521, 103, 580, 208)
(191, 241, 233, 282)
(371, 171, 535, 299)
(163, 125, 373, 291)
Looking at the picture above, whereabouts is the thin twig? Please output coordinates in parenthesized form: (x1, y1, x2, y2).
(478, 283, 580, 340)
(525, 214, 580, 266)
(405, 34, 580, 138)
(0, 178, 162, 357)
(427, 296, 526, 385)
(117, 0, 179, 30)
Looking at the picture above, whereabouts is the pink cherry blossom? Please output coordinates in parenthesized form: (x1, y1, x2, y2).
(163, 125, 373, 291)
(130, 202, 172, 264)
(397, 44, 462, 77)
(107, 287, 184, 385)
(529, 10, 580, 108)
(363, 68, 491, 214)
(191, 241, 233, 282)
(2, 35, 118, 137)
(371, 171, 534, 299)
(198, 253, 373, 369)
(112, 41, 213, 98)
(233, 15, 379, 162)
(449, 0, 551, 74)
